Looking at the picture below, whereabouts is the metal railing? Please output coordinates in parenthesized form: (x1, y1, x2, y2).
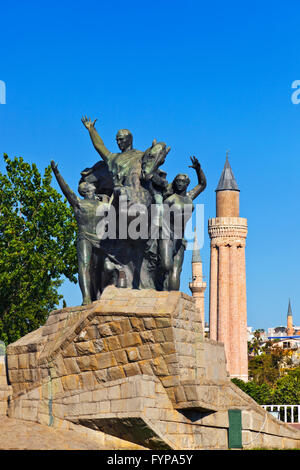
(262, 405, 300, 423)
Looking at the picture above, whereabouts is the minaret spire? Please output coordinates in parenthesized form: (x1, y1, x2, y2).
(287, 299, 292, 316)
(208, 155, 248, 381)
(216, 152, 239, 192)
(287, 299, 294, 336)
(215, 152, 240, 218)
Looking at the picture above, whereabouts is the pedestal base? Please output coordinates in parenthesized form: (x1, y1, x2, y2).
(3, 287, 300, 450)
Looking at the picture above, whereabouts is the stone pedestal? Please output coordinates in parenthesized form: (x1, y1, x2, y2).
(3, 287, 300, 449)
(0, 356, 12, 417)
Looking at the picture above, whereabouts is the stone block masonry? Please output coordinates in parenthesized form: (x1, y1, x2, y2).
(3, 287, 300, 449)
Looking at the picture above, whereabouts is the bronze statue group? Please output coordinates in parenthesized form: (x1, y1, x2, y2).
(51, 117, 206, 305)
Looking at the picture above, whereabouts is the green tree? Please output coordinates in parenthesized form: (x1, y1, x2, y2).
(247, 332, 291, 387)
(248, 329, 264, 355)
(248, 352, 282, 386)
(231, 378, 273, 404)
(233, 367, 300, 409)
(272, 369, 300, 405)
(0, 154, 77, 345)
(248, 329, 275, 356)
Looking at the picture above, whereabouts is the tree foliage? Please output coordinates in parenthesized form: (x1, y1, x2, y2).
(231, 378, 273, 405)
(232, 368, 300, 405)
(248, 329, 278, 357)
(233, 330, 300, 405)
(0, 154, 77, 345)
(272, 369, 300, 405)
(247, 330, 293, 386)
(248, 329, 266, 356)
(248, 351, 285, 386)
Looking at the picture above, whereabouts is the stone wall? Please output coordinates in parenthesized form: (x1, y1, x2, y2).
(3, 287, 300, 449)
(0, 356, 12, 417)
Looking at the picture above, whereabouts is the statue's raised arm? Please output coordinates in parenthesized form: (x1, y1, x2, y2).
(187, 156, 207, 200)
(81, 116, 112, 166)
(51, 160, 80, 208)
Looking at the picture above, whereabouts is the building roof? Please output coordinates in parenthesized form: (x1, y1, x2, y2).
(216, 152, 240, 192)
(192, 228, 202, 263)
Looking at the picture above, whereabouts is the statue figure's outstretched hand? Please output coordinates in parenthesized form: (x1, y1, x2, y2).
(188, 156, 201, 172)
(81, 115, 98, 130)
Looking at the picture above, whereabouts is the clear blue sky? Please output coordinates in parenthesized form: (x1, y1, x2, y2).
(1, 0, 300, 331)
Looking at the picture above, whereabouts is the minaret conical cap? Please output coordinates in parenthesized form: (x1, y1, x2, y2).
(216, 152, 239, 192)
(192, 228, 202, 263)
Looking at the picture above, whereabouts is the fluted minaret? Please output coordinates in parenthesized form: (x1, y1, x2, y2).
(189, 229, 207, 334)
(287, 300, 294, 336)
(208, 153, 248, 381)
